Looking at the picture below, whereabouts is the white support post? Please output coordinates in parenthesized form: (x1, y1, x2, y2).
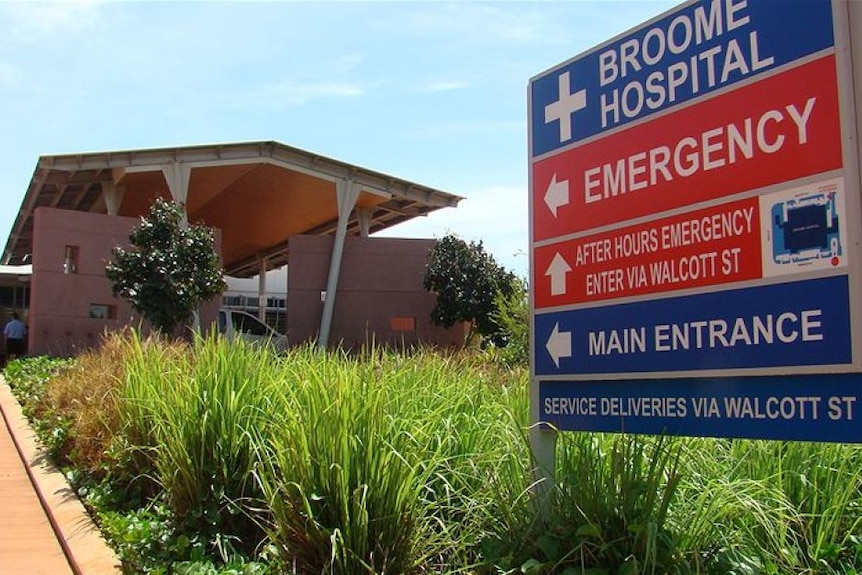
(161, 161, 198, 331)
(102, 181, 125, 216)
(357, 207, 372, 237)
(258, 256, 268, 323)
(161, 162, 192, 228)
(530, 367, 556, 519)
(318, 178, 359, 349)
(530, 425, 557, 519)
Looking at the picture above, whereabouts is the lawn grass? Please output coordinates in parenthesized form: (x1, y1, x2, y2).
(5, 331, 862, 574)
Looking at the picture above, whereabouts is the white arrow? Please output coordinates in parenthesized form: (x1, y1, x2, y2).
(545, 252, 572, 296)
(545, 322, 572, 368)
(544, 174, 569, 218)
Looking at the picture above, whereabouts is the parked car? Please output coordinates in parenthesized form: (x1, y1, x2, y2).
(217, 309, 288, 352)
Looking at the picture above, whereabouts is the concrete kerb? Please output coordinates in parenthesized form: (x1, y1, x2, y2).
(0, 377, 122, 575)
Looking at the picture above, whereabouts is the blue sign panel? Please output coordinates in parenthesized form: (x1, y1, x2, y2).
(534, 275, 852, 376)
(539, 374, 862, 442)
(530, 0, 835, 157)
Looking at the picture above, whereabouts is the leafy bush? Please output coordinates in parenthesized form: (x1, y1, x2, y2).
(4, 355, 72, 414)
(106, 198, 226, 334)
(98, 497, 274, 575)
(424, 234, 518, 346)
(4, 355, 74, 461)
(490, 276, 529, 367)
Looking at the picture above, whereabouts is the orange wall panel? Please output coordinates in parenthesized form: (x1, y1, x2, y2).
(31, 207, 220, 356)
(287, 235, 466, 349)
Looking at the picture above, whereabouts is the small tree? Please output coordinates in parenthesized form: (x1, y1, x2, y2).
(106, 198, 226, 335)
(492, 276, 529, 366)
(423, 234, 518, 346)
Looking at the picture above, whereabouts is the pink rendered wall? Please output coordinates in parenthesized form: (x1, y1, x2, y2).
(287, 235, 467, 349)
(31, 208, 220, 357)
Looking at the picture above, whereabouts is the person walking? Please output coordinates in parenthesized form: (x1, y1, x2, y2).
(4, 312, 27, 362)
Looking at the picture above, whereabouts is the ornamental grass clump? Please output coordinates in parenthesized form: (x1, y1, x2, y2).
(558, 433, 683, 572)
(773, 442, 862, 569)
(253, 346, 531, 573)
(481, 432, 687, 575)
(675, 439, 862, 573)
(35, 331, 128, 473)
(256, 347, 426, 574)
(371, 347, 531, 569)
(120, 330, 282, 558)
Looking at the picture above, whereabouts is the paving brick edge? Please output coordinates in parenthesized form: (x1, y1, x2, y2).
(0, 378, 121, 575)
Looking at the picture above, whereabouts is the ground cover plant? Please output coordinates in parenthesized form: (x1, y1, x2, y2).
(5, 331, 862, 574)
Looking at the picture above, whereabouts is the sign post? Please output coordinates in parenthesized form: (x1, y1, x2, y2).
(529, 0, 862, 444)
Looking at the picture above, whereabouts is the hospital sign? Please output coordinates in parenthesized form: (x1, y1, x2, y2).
(528, 0, 862, 442)
(530, 0, 835, 157)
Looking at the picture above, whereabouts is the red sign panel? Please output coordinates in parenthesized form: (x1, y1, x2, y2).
(532, 55, 842, 242)
(533, 197, 763, 308)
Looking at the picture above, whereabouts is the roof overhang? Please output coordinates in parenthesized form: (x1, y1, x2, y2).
(2, 140, 463, 277)
(0, 265, 31, 276)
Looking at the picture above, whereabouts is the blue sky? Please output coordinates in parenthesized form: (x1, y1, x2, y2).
(0, 0, 677, 279)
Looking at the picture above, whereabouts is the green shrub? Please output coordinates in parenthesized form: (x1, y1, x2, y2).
(490, 277, 529, 367)
(4, 355, 74, 461)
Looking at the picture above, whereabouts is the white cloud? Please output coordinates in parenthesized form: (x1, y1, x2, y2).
(399, 4, 567, 46)
(225, 50, 367, 109)
(405, 119, 524, 140)
(244, 80, 365, 108)
(334, 52, 365, 72)
(2, 1, 105, 40)
(420, 81, 470, 93)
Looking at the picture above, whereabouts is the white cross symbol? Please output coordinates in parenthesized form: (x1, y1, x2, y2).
(544, 71, 586, 143)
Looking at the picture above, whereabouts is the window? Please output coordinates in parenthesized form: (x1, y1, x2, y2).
(267, 297, 286, 309)
(0, 287, 14, 306)
(89, 304, 115, 319)
(64, 245, 79, 274)
(1, 286, 30, 307)
(223, 295, 242, 306)
(232, 312, 270, 336)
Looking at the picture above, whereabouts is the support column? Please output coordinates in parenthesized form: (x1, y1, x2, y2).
(161, 162, 197, 331)
(102, 181, 125, 216)
(357, 207, 372, 237)
(530, 425, 557, 519)
(318, 178, 359, 349)
(530, 359, 556, 519)
(258, 256, 268, 323)
(161, 162, 192, 227)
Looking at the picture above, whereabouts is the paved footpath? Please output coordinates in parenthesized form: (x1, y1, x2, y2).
(0, 379, 121, 575)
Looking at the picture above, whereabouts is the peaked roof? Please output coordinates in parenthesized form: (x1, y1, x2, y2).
(3, 140, 463, 277)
